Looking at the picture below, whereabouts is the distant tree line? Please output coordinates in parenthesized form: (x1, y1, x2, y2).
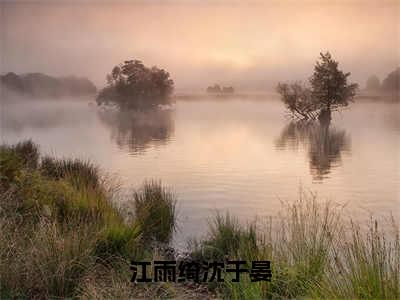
(277, 52, 358, 123)
(0, 72, 96, 98)
(206, 84, 235, 94)
(365, 68, 400, 92)
(96, 60, 174, 110)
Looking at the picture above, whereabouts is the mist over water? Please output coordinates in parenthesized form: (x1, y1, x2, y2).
(1, 97, 399, 247)
(1, 1, 399, 91)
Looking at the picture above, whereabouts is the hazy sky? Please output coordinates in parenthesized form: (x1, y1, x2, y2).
(1, 0, 399, 91)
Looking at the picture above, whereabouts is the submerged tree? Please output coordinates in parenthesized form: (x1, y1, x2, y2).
(96, 60, 174, 110)
(277, 52, 358, 123)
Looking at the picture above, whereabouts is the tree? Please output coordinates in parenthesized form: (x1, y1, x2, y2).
(310, 52, 358, 121)
(97, 60, 174, 110)
(365, 75, 380, 91)
(381, 67, 400, 92)
(276, 82, 316, 120)
(277, 52, 358, 123)
(207, 84, 222, 93)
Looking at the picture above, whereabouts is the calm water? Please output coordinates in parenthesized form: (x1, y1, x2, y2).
(1, 97, 399, 247)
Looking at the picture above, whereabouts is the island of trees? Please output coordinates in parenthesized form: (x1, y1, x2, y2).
(277, 52, 358, 123)
(96, 60, 174, 110)
(0, 72, 96, 98)
(206, 84, 235, 94)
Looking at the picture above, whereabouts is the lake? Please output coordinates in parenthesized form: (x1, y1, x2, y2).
(1, 97, 399, 247)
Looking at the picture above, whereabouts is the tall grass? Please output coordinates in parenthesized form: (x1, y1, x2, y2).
(133, 180, 176, 244)
(312, 217, 400, 299)
(194, 192, 399, 299)
(191, 213, 257, 261)
(0, 140, 177, 298)
(41, 156, 101, 190)
(0, 140, 39, 187)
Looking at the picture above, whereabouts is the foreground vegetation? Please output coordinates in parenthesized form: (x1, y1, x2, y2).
(0, 141, 177, 298)
(1, 140, 398, 299)
(193, 194, 399, 299)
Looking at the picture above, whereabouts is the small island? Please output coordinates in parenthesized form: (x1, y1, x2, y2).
(96, 60, 174, 111)
(206, 84, 235, 95)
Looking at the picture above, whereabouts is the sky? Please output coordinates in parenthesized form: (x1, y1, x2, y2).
(1, 0, 399, 91)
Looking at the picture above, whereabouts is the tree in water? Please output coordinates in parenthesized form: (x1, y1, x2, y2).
(277, 52, 358, 124)
(96, 60, 174, 110)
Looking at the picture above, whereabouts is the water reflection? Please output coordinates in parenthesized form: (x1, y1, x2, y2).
(276, 121, 351, 181)
(98, 108, 174, 154)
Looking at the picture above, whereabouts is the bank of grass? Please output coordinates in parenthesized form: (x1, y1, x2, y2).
(193, 194, 399, 299)
(1, 140, 398, 299)
(0, 140, 176, 298)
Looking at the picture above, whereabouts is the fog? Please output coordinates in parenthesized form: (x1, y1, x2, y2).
(1, 0, 399, 91)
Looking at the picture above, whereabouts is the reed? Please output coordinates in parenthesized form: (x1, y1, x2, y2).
(195, 192, 399, 299)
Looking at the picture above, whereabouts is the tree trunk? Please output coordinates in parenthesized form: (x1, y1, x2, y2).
(318, 107, 331, 126)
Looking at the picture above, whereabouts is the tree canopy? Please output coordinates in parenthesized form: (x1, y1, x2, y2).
(381, 67, 400, 92)
(96, 60, 174, 110)
(365, 75, 380, 91)
(277, 52, 358, 122)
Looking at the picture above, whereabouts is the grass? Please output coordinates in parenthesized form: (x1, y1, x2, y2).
(1, 140, 398, 299)
(193, 192, 399, 299)
(0, 140, 177, 298)
(134, 180, 176, 244)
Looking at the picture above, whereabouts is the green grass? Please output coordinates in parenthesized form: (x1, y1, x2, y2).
(133, 180, 176, 244)
(0, 140, 39, 187)
(41, 156, 101, 190)
(191, 213, 257, 261)
(194, 192, 399, 299)
(0, 140, 177, 299)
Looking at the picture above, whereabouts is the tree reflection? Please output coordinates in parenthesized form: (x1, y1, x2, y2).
(276, 121, 351, 181)
(98, 108, 174, 154)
